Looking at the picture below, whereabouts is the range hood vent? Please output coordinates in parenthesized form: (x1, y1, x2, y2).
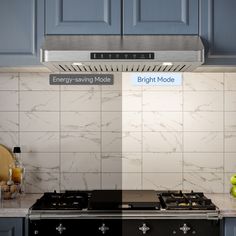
(41, 35, 204, 72)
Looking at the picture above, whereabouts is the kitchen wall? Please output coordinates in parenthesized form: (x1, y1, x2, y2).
(0, 72, 236, 193)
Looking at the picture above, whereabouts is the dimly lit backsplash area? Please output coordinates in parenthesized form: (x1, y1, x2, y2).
(0, 72, 236, 193)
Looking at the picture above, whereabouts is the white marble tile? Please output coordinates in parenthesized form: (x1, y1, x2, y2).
(225, 73, 236, 91)
(20, 91, 59, 111)
(183, 112, 223, 131)
(143, 91, 182, 111)
(61, 153, 101, 172)
(101, 173, 122, 189)
(22, 153, 59, 172)
(25, 172, 59, 193)
(183, 153, 223, 172)
(225, 112, 236, 131)
(20, 112, 59, 131)
(143, 132, 182, 152)
(102, 132, 122, 152)
(0, 132, 18, 148)
(0, 112, 18, 131)
(101, 112, 122, 132)
(184, 132, 223, 152)
(0, 91, 18, 111)
(20, 132, 59, 152)
(122, 132, 142, 152)
(102, 91, 122, 111)
(102, 153, 141, 172)
(183, 73, 224, 91)
(61, 91, 100, 111)
(0, 73, 18, 90)
(122, 91, 142, 111)
(225, 91, 236, 111)
(184, 91, 223, 111)
(225, 132, 236, 152)
(61, 173, 101, 190)
(122, 173, 142, 189)
(122, 73, 142, 91)
(183, 173, 224, 193)
(143, 173, 182, 190)
(143, 112, 182, 131)
(61, 132, 100, 152)
(19, 73, 58, 91)
(122, 112, 142, 131)
(225, 153, 236, 172)
(143, 153, 182, 172)
(61, 112, 100, 131)
(224, 173, 235, 193)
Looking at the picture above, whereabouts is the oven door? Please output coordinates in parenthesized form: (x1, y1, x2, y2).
(29, 219, 220, 236)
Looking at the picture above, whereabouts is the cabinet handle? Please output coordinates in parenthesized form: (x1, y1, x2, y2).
(179, 223, 191, 234)
(139, 223, 150, 234)
(56, 223, 66, 234)
(99, 223, 109, 234)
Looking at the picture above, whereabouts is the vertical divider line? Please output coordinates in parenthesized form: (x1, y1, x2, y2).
(141, 82, 143, 189)
(182, 74, 184, 191)
(223, 73, 225, 193)
(59, 79, 61, 192)
(100, 83, 102, 189)
(18, 73, 20, 146)
(121, 0, 124, 36)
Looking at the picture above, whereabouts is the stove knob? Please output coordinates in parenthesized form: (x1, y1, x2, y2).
(34, 230, 39, 235)
(139, 223, 150, 234)
(180, 223, 191, 234)
(56, 223, 66, 234)
(98, 223, 109, 234)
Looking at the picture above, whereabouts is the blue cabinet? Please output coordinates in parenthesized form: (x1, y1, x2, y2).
(0, 0, 44, 67)
(224, 218, 236, 236)
(0, 218, 23, 236)
(123, 0, 199, 34)
(200, 0, 236, 65)
(46, 0, 121, 34)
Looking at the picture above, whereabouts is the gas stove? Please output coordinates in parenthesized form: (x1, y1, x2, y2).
(28, 190, 221, 236)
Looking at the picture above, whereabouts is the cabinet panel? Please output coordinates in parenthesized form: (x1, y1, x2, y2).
(0, 0, 44, 66)
(0, 218, 23, 236)
(124, 0, 199, 34)
(46, 0, 121, 34)
(200, 0, 236, 65)
(224, 218, 236, 236)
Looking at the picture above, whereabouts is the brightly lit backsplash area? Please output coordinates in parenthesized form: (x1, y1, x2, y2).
(0, 72, 236, 193)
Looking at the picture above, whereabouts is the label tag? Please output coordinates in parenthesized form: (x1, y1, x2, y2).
(131, 73, 182, 86)
(49, 74, 114, 85)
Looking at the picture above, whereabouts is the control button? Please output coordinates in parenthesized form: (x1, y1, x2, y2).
(173, 230, 177, 234)
(34, 230, 39, 235)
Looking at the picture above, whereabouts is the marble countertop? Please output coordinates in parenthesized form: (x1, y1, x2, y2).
(1, 193, 236, 218)
(207, 193, 236, 217)
(0, 194, 42, 217)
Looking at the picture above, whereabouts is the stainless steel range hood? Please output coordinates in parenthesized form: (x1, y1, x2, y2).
(41, 35, 204, 72)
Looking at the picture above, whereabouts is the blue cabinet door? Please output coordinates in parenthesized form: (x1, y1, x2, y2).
(123, 0, 199, 34)
(46, 0, 121, 34)
(224, 218, 236, 236)
(0, 218, 23, 236)
(0, 0, 44, 67)
(200, 0, 236, 65)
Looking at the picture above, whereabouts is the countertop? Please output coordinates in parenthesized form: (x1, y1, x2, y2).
(0, 194, 41, 217)
(1, 193, 236, 218)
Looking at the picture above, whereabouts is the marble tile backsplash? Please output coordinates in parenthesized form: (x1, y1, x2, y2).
(0, 72, 236, 193)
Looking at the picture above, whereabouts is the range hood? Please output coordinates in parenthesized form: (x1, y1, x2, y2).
(41, 35, 204, 72)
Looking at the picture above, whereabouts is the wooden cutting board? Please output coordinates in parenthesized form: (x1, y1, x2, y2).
(0, 144, 15, 181)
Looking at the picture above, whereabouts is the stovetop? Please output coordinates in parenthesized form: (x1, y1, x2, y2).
(30, 190, 217, 211)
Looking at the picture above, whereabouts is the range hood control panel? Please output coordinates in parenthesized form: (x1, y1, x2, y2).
(90, 52, 154, 60)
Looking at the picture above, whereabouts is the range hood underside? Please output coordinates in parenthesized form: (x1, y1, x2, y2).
(41, 35, 204, 72)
